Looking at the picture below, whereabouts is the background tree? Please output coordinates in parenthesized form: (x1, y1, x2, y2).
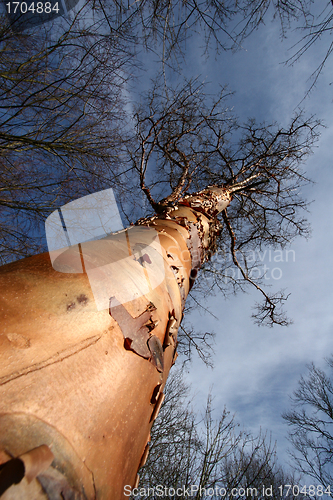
(283, 357, 333, 487)
(0, 6, 133, 263)
(87, 0, 333, 98)
(273, 0, 333, 97)
(137, 369, 300, 499)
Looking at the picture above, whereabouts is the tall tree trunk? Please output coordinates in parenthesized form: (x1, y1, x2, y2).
(0, 187, 231, 499)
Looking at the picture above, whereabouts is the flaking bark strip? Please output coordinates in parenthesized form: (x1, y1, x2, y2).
(109, 298, 156, 359)
(147, 336, 164, 373)
(109, 301, 167, 373)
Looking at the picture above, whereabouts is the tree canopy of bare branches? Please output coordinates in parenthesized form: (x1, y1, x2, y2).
(137, 369, 298, 500)
(87, 0, 333, 97)
(276, 1, 333, 97)
(283, 357, 333, 487)
(0, 9, 132, 263)
(128, 77, 320, 328)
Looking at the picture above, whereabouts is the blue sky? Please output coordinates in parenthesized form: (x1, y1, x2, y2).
(168, 8, 333, 467)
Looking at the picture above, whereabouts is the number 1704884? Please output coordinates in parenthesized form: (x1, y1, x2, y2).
(278, 485, 332, 497)
(5, 2, 59, 14)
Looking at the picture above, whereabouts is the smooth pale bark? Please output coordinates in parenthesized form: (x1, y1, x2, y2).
(0, 187, 231, 499)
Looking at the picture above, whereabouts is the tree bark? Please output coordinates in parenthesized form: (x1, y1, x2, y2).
(0, 187, 231, 499)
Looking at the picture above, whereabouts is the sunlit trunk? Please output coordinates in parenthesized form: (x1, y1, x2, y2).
(0, 187, 231, 499)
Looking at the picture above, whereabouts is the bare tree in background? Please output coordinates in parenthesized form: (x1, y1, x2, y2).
(137, 369, 299, 500)
(233, 0, 333, 97)
(0, 9, 132, 263)
(88, 0, 333, 96)
(276, 0, 333, 96)
(283, 357, 333, 487)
